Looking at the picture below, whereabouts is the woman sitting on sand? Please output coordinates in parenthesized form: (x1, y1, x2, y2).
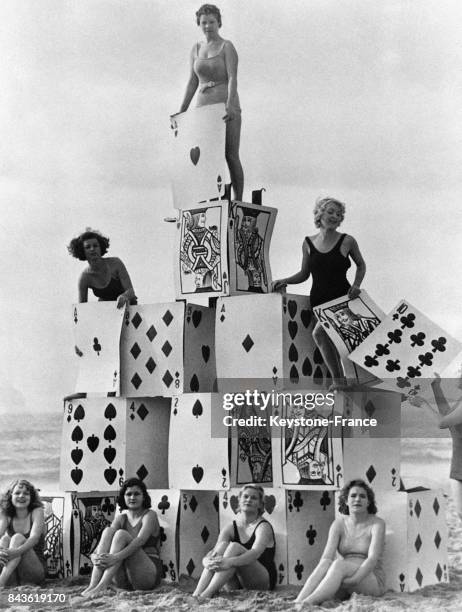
(67, 229, 137, 308)
(81, 478, 161, 597)
(0, 479, 46, 588)
(295, 479, 386, 605)
(273, 197, 366, 388)
(193, 485, 276, 598)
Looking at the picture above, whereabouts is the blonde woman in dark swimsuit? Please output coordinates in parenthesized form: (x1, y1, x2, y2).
(193, 485, 276, 598)
(81, 478, 161, 597)
(295, 479, 386, 605)
(0, 480, 46, 587)
(174, 4, 244, 201)
(67, 229, 137, 308)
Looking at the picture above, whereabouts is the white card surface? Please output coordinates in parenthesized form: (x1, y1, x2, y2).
(184, 303, 217, 393)
(72, 302, 124, 394)
(170, 104, 228, 208)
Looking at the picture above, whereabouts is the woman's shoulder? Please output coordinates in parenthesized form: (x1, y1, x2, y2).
(370, 515, 385, 529)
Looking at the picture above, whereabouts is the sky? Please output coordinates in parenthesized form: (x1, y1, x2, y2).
(1, 0, 462, 413)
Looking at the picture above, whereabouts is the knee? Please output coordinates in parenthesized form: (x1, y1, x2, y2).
(9, 533, 26, 547)
(112, 529, 131, 546)
(0, 534, 10, 547)
(223, 542, 244, 557)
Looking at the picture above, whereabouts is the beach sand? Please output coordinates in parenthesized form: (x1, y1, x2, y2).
(1, 494, 461, 612)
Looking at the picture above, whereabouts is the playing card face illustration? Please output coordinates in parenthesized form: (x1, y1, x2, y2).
(281, 295, 330, 390)
(374, 488, 449, 592)
(170, 103, 229, 208)
(169, 394, 229, 490)
(178, 491, 220, 579)
(271, 398, 343, 490)
(349, 300, 462, 397)
(230, 401, 273, 486)
(120, 303, 184, 397)
(286, 490, 335, 585)
(343, 437, 400, 491)
(216, 294, 284, 391)
(148, 489, 180, 582)
(313, 290, 384, 383)
(72, 302, 124, 395)
(219, 487, 288, 586)
(60, 397, 170, 492)
(175, 202, 229, 298)
(184, 303, 217, 393)
(40, 492, 69, 579)
(228, 201, 277, 294)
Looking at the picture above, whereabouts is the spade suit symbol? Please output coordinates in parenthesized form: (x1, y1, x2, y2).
(87, 435, 99, 452)
(71, 426, 84, 443)
(192, 400, 203, 418)
(74, 404, 85, 422)
(190, 146, 200, 165)
(192, 465, 204, 483)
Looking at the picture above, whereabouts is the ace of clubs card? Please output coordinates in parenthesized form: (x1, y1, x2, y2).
(170, 103, 229, 208)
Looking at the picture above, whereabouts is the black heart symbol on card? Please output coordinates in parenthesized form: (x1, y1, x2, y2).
(288, 321, 298, 340)
(104, 467, 117, 485)
(189, 375, 199, 392)
(103, 446, 116, 464)
(230, 495, 239, 514)
(300, 309, 311, 328)
(74, 404, 85, 422)
(104, 403, 117, 421)
(192, 399, 203, 418)
(288, 300, 297, 319)
(71, 448, 83, 465)
(104, 425, 116, 442)
(71, 426, 83, 443)
(192, 310, 202, 328)
(201, 345, 210, 363)
(264, 495, 276, 514)
(190, 146, 200, 165)
(192, 465, 204, 483)
(87, 435, 99, 452)
(71, 467, 83, 485)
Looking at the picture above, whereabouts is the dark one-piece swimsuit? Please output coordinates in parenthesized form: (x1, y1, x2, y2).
(305, 233, 351, 308)
(91, 276, 137, 305)
(231, 519, 277, 590)
(118, 513, 162, 586)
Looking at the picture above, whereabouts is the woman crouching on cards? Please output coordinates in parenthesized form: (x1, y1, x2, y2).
(295, 479, 386, 605)
(0, 480, 46, 588)
(67, 229, 137, 308)
(193, 485, 276, 598)
(273, 197, 366, 388)
(81, 478, 161, 597)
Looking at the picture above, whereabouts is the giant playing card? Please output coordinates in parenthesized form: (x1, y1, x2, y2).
(228, 201, 277, 294)
(73, 302, 124, 394)
(175, 202, 229, 298)
(120, 303, 184, 397)
(170, 104, 229, 208)
(349, 300, 462, 396)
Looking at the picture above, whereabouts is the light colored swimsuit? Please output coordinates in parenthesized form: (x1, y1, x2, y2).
(337, 517, 386, 594)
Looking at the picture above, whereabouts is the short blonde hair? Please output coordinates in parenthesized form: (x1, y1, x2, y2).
(313, 197, 346, 228)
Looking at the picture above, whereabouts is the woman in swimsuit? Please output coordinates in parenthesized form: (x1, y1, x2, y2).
(295, 479, 386, 605)
(68, 229, 137, 308)
(0, 479, 46, 588)
(173, 3, 244, 201)
(273, 197, 366, 387)
(81, 478, 161, 597)
(193, 485, 276, 597)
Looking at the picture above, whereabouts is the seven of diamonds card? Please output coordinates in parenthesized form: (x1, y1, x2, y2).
(73, 302, 125, 395)
(120, 303, 184, 397)
(348, 299, 462, 396)
(170, 103, 229, 209)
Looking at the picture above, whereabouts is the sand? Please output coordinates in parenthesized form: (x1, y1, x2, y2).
(1, 497, 462, 612)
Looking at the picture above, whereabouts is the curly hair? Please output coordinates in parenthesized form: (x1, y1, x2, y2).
(196, 4, 222, 27)
(116, 478, 152, 511)
(313, 197, 346, 228)
(338, 479, 377, 515)
(238, 485, 265, 516)
(67, 230, 110, 261)
(0, 479, 43, 518)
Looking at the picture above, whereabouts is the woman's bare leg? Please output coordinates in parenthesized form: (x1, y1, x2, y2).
(83, 530, 133, 597)
(312, 323, 346, 387)
(300, 559, 357, 605)
(294, 559, 332, 603)
(225, 113, 244, 201)
(452, 479, 462, 521)
(193, 541, 229, 597)
(0, 534, 43, 587)
(81, 527, 117, 595)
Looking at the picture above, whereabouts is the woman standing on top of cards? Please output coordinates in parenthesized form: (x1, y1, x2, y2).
(193, 485, 276, 597)
(172, 4, 244, 201)
(273, 197, 366, 387)
(0, 480, 46, 588)
(67, 229, 137, 309)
